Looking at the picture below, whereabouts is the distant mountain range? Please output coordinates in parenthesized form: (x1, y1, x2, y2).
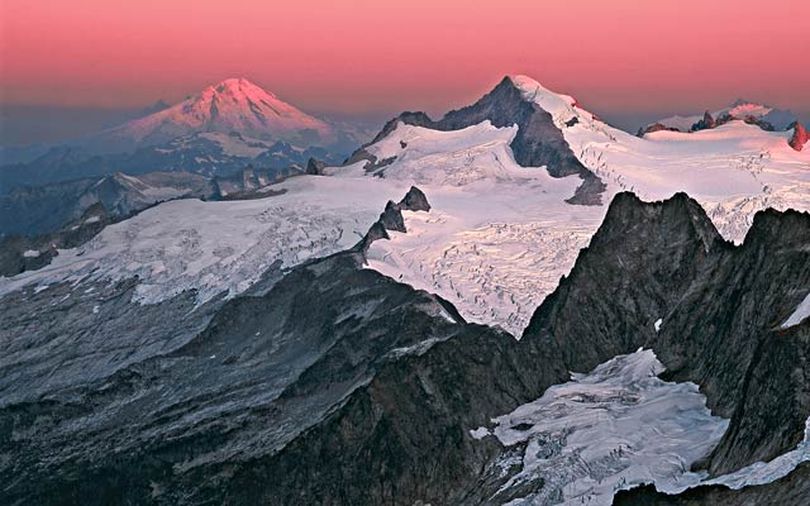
(0, 78, 374, 192)
(638, 99, 801, 136)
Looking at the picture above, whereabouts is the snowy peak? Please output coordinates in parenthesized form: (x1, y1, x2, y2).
(507, 75, 578, 113)
(96, 78, 336, 150)
(349, 74, 608, 204)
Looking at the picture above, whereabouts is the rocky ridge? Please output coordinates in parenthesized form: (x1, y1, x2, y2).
(1, 191, 808, 504)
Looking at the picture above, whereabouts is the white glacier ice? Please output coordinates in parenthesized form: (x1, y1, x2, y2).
(471, 349, 728, 505)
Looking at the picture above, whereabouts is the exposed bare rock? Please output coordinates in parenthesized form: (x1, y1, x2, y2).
(522, 192, 810, 476)
(399, 185, 431, 212)
(789, 121, 809, 151)
(354, 187, 431, 253)
(306, 157, 327, 175)
(691, 110, 716, 131)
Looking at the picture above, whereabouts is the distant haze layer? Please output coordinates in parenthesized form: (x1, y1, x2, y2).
(1, 0, 809, 144)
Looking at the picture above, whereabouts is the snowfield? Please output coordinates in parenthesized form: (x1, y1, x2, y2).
(0, 176, 410, 304)
(1, 76, 808, 337)
(470, 349, 729, 505)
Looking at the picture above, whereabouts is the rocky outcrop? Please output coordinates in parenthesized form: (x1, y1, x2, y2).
(354, 186, 431, 253)
(637, 122, 681, 136)
(400, 185, 431, 212)
(347, 77, 606, 205)
(741, 115, 775, 131)
(691, 111, 716, 131)
(789, 121, 809, 151)
(2, 191, 807, 504)
(305, 157, 327, 175)
(696, 112, 775, 132)
(522, 192, 725, 370)
(212, 164, 300, 200)
(367, 111, 436, 146)
(522, 192, 810, 476)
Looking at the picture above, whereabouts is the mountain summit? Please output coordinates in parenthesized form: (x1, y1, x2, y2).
(91, 78, 336, 152)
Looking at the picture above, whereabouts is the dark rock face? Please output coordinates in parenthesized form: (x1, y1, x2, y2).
(653, 208, 810, 475)
(522, 192, 810, 476)
(306, 157, 327, 175)
(613, 462, 810, 505)
(522, 192, 724, 371)
(691, 110, 716, 131)
(400, 185, 431, 212)
(379, 200, 407, 232)
(637, 122, 682, 136)
(789, 121, 809, 151)
(348, 77, 606, 205)
(368, 111, 436, 146)
(217, 322, 566, 506)
(354, 186, 430, 253)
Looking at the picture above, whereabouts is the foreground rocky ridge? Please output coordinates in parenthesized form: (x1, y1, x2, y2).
(523, 192, 810, 476)
(1, 191, 808, 504)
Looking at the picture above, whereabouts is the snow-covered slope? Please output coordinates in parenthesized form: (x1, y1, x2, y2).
(0, 175, 408, 304)
(90, 78, 337, 151)
(358, 78, 809, 332)
(2, 75, 808, 338)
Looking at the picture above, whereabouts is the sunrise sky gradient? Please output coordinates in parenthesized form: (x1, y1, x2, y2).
(1, 0, 809, 142)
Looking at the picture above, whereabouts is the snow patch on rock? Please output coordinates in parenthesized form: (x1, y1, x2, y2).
(782, 291, 810, 328)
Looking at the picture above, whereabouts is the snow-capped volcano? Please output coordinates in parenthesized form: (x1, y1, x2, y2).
(91, 77, 337, 151)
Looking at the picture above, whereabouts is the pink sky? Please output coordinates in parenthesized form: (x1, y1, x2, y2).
(1, 0, 809, 117)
